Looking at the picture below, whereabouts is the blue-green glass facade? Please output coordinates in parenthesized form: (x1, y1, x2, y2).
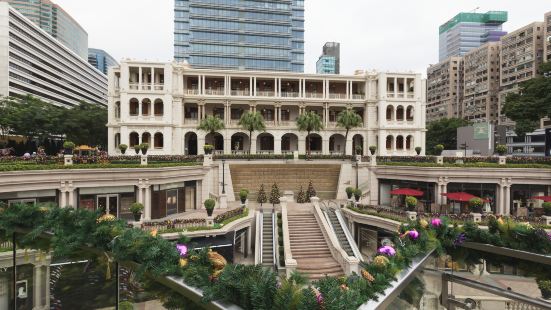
(316, 55, 335, 74)
(174, 0, 304, 72)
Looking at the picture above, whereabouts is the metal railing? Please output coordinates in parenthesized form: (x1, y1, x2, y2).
(271, 210, 277, 272)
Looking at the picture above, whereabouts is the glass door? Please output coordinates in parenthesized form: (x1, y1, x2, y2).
(185, 186, 196, 210)
(97, 195, 119, 217)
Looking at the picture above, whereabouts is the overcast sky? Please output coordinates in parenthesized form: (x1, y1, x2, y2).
(55, 0, 550, 75)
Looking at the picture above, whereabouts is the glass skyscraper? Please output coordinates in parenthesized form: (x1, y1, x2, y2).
(174, 0, 304, 72)
(88, 48, 118, 75)
(439, 11, 507, 61)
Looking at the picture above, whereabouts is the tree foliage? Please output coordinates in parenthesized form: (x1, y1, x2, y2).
(269, 183, 281, 206)
(296, 111, 323, 154)
(425, 118, 470, 154)
(0, 95, 107, 147)
(238, 111, 265, 153)
(336, 110, 363, 155)
(502, 62, 551, 136)
(197, 115, 225, 135)
(257, 184, 268, 204)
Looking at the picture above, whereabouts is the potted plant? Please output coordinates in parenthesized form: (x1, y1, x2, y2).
(543, 202, 551, 216)
(415, 147, 422, 155)
(369, 145, 377, 155)
(204, 198, 216, 217)
(118, 144, 128, 155)
(346, 187, 355, 200)
(204, 144, 214, 155)
(63, 141, 75, 155)
(134, 145, 141, 155)
(495, 144, 507, 156)
(405, 196, 418, 211)
(355, 145, 362, 155)
(434, 144, 444, 156)
(469, 197, 483, 214)
(140, 143, 149, 155)
(538, 279, 551, 300)
(239, 189, 249, 204)
(354, 188, 362, 202)
(130, 202, 144, 221)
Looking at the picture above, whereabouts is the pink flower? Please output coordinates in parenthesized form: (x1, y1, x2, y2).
(408, 230, 419, 240)
(431, 218, 442, 227)
(176, 244, 188, 257)
(378, 245, 396, 256)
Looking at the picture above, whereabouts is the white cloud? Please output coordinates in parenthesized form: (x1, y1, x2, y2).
(55, 0, 550, 74)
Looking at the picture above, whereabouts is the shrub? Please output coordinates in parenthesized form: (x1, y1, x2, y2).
(129, 202, 144, 214)
(495, 144, 507, 156)
(118, 144, 128, 153)
(63, 141, 75, 149)
(204, 199, 215, 210)
(369, 145, 377, 155)
(354, 188, 362, 202)
(296, 186, 307, 203)
(543, 202, 551, 216)
(355, 145, 362, 155)
(133, 145, 141, 154)
(306, 180, 316, 201)
(269, 183, 280, 205)
(239, 189, 249, 202)
(140, 143, 149, 151)
(214, 207, 247, 224)
(345, 187, 355, 199)
(203, 144, 214, 154)
(434, 144, 444, 156)
(469, 197, 483, 213)
(257, 184, 267, 204)
(538, 279, 551, 299)
(405, 196, 417, 211)
(415, 147, 422, 155)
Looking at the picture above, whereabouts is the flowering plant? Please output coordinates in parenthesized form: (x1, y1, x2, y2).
(378, 245, 396, 256)
(431, 218, 442, 227)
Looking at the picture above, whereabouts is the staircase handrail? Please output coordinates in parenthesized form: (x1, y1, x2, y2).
(271, 210, 277, 272)
(281, 201, 297, 276)
(254, 210, 262, 265)
(312, 198, 360, 275)
(334, 207, 364, 262)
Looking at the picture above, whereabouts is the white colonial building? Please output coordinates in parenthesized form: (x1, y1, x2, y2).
(107, 60, 426, 156)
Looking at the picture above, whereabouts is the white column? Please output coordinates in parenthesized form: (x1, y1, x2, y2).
(274, 137, 282, 155)
(138, 186, 143, 204)
(144, 186, 151, 220)
(68, 189, 74, 208)
(346, 81, 350, 99)
(322, 137, 330, 155)
(498, 184, 504, 215)
(138, 67, 142, 88)
(60, 190, 66, 208)
(435, 183, 441, 205)
(442, 183, 448, 205)
(33, 265, 41, 308)
(253, 77, 257, 96)
(298, 138, 306, 154)
(394, 77, 398, 98)
(151, 67, 154, 90)
(250, 133, 257, 154)
(504, 185, 511, 215)
(323, 80, 327, 98)
(345, 137, 353, 156)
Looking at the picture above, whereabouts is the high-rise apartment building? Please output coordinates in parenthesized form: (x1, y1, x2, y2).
(0, 3, 107, 108)
(88, 48, 118, 75)
(544, 11, 551, 62)
(499, 22, 544, 126)
(173, 0, 305, 72)
(462, 42, 501, 124)
(426, 57, 463, 122)
(2, 0, 88, 59)
(439, 11, 507, 61)
(316, 42, 340, 74)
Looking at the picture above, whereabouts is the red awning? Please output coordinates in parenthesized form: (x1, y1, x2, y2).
(390, 188, 424, 196)
(442, 192, 487, 202)
(532, 196, 551, 202)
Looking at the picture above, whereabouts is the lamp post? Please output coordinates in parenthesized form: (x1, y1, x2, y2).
(222, 159, 226, 194)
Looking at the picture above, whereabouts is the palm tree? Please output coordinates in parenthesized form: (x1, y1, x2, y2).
(296, 111, 323, 155)
(336, 109, 363, 155)
(238, 111, 266, 154)
(197, 115, 225, 149)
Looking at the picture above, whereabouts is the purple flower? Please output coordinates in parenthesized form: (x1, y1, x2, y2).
(408, 230, 419, 240)
(316, 292, 324, 305)
(431, 218, 442, 227)
(454, 233, 466, 246)
(378, 245, 396, 256)
(176, 244, 188, 257)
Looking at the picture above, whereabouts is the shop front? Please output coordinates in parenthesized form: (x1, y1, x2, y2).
(0, 189, 57, 207)
(151, 181, 197, 220)
(378, 179, 435, 211)
(78, 186, 136, 221)
(446, 183, 497, 214)
(510, 184, 550, 216)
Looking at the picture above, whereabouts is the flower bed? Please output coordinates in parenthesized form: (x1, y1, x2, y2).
(443, 156, 499, 164)
(141, 218, 207, 232)
(376, 156, 436, 163)
(213, 207, 247, 224)
(298, 154, 353, 160)
(213, 154, 293, 160)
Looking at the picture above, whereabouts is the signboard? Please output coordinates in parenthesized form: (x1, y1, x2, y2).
(473, 123, 490, 140)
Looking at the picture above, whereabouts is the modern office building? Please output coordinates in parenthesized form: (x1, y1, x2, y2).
(0, 2, 107, 108)
(88, 48, 118, 75)
(499, 22, 544, 126)
(544, 11, 551, 62)
(426, 56, 463, 122)
(1, 0, 88, 59)
(316, 42, 340, 74)
(462, 42, 501, 124)
(316, 55, 336, 74)
(173, 0, 305, 72)
(439, 11, 507, 61)
(107, 60, 426, 156)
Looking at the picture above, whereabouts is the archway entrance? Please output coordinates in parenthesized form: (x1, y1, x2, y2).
(184, 132, 198, 155)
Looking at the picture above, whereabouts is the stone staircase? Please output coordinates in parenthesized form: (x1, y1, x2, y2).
(326, 208, 354, 257)
(230, 164, 341, 200)
(287, 212, 343, 281)
(261, 212, 275, 268)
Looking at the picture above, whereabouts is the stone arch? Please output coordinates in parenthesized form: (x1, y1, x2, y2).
(129, 98, 139, 116)
(141, 98, 151, 116)
(184, 131, 198, 155)
(396, 105, 405, 121)
(308, 133, 323, 153)
(231, 132, 250, 152)
(329, 133, 346, 154)
(154, 132, 164, 149)
(396, 135, 404, 150)
(386, 135, 394, 150)
(129, 132, 139, 147)
(154, 99, 164, 116)
(406, 106, 414, 121)
(406, 135, 414, 150)
(141, 132, 151, 146)
(386, 105, 394, 121)
(257, 132, 274, 153)
(206, 132, 224, 152)
(281, 133, 298, 152)
(352, 134, 364, 155)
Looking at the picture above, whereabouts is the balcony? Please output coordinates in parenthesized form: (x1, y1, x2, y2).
(184, 118, 199, 125)
(281, 92, 299, 98)
(186, 89, 199, 95)
(129, 83, 139, 90)
(305, 92, 323, 99)
(205, 89, 224, 96)
(352, 94, 365, 100)
(329, 93, 347, 99)
(256, 91, 275, 97)
(231, 90, 250, 96)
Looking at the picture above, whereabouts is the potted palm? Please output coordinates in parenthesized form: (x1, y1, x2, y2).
(134, 145, 141, 155)
(140, 143, 149, 155)
(346, 187, 354, 200)
(118, 144, 128, 155)
(239, 189, 249, 204)
(415, 147, 422, 155)
(434, 144, 444, 156)
(63, 141, 75, 155)
(354, 188, 362, 202)
(203, 144, 214, 155)
(130, 202, 144, 221)
(204, 198, 215, 216)
(369, 145, 377, 155)
(405, 196, 418, 211)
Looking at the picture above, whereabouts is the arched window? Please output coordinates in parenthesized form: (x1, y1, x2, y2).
(396, 136, 404, 149)
(142, 132, 151, 145)
(154, 99, 164, 116)
(386, 106, 394, 121)
(406, 135, 413, 150)
(386, 136, 394, 150)
(129, 132, 139, 147)
(406, 106, 414, 121)
(154, 132, 164, 149)
(396, 106, 404, 121)
(142, 98, 151, 116)
(129, 98, 139, 116)
(115, 102, 121, 119)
